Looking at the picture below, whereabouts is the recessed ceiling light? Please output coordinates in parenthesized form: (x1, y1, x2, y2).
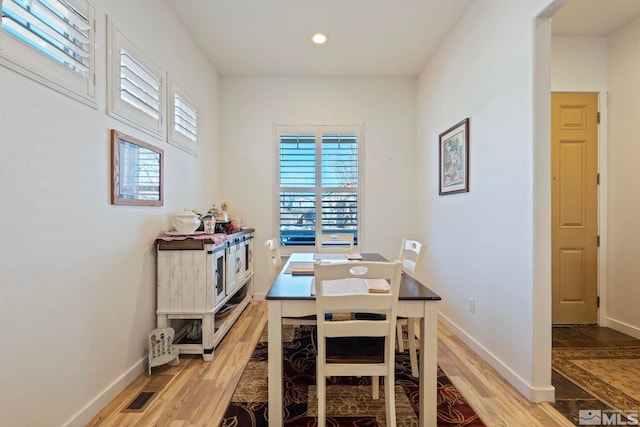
(311, 33, 328, 45)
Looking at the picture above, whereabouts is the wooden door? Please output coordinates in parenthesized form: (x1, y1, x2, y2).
(551, 92, 598, 324)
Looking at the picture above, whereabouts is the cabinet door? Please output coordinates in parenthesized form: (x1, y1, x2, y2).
(241, 236, 253, 280)
(157, 248, 208, 312)
(236, 240, 247, 281)
(213, 247, 226, 307)
(226, 242, 237, 295)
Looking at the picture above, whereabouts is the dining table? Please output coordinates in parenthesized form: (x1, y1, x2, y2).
(266, 252, 441, 426)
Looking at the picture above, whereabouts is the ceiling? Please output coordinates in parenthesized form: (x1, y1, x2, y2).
(166, 0, 640, 79)
(551, 0, 640, 37)
(166, 0, 474, 78)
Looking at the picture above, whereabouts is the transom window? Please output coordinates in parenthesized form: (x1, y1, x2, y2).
(0, 0, 96, 105)
(167, 77, 198, 155)
(107, 17, 163, 137)
(277, 125, 361, 247)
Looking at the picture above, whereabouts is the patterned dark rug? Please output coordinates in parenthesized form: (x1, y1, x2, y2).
(552, 347, 640, 425)
(221, 325, 485, 426)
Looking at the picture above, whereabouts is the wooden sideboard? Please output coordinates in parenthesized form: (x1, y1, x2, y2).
(155, 229, 254, 361)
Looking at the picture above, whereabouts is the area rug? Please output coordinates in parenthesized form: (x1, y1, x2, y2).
(552, 347, 640, 418)
(221, 325, 485, 426)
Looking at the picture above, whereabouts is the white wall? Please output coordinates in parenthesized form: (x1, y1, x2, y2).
(0, 1, 221, 426)
(551, 37, 608, 91)
(415, 0, 555, 401)
(220, 77, 417, 297)
(606, 17, 640, 338)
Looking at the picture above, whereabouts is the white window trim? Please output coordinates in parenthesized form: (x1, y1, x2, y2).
(167, 75, 198, 156)
(0, 0, 97, 108)
(274, 123, 365, 254)
(106, 16, 164, 139)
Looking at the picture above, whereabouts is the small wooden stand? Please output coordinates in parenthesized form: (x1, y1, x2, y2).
(148, 327, 179, 375)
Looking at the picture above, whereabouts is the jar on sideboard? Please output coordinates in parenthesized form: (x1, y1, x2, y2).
(172, 210, 201, 234)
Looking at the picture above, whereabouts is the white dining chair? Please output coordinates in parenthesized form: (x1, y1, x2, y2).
(264, 238, 317, 329)
(264, 238, 283, 283)
(396, 238, 424, 378)
(314, 260, 402, 427)
(315, 233, 355, 254)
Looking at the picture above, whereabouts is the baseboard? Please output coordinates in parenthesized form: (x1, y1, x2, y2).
(439, 312, 555, 403)
(62, 357, 146, 427)
(606, 316, 640, 340)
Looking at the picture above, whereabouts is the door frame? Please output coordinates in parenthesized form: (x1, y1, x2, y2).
(596, 91, 608, 326)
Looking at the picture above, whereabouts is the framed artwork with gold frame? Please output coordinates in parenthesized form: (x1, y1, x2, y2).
(439, 118, 469, 195)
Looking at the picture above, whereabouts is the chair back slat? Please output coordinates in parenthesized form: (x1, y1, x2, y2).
(324, 320, 390, 338)
(315, 233, 355, 254)
(315, 292, 393, 312)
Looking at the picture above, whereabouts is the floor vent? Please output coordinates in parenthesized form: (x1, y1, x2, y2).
(124, 392, 154, 411)
(121, 374, 173, 413)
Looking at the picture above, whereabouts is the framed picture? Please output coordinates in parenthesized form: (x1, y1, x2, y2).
(439, 118, 469, 195)
(111, 130, 164, 206)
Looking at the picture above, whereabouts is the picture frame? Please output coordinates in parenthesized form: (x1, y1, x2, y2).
(111, 129, 164, 206)
(439, 118, 469, 195)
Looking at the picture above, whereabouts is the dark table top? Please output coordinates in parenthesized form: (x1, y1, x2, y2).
(266, 253, 441, 301)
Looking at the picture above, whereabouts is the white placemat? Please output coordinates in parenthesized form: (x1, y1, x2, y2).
(311, 278, 389, 295)
(284, 262, 315, 274)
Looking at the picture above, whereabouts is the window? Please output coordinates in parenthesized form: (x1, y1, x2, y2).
(107, 16, 163, 137)
(0, 0, 96, 106)
(167, 76, 198, 155)
(111, 130, 163, 206)
(277, 125, 361, 247)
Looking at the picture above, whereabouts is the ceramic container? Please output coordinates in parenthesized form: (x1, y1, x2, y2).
(230, 217, 243, 232)
(172, 210, 201, 234)
(202, 215, 216, 233)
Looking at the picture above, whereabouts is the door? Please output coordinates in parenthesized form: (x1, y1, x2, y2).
(551, 92, 599, 324)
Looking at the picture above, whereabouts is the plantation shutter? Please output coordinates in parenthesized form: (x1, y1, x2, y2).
(173, 93, 197, 141)
(119, 47, 161, 120)
(279, 133, 317, 245)
(107, 17, 163, 136)
(1, 0, 91, 76)
(320, 134, 358, 236)
(278, 126, 360, 247)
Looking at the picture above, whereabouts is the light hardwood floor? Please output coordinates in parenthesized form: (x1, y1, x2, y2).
(87, 301, 572, 426)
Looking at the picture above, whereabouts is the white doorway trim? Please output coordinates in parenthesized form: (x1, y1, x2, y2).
(531, 7, 556, 404)
(598, 92, 608, 326)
